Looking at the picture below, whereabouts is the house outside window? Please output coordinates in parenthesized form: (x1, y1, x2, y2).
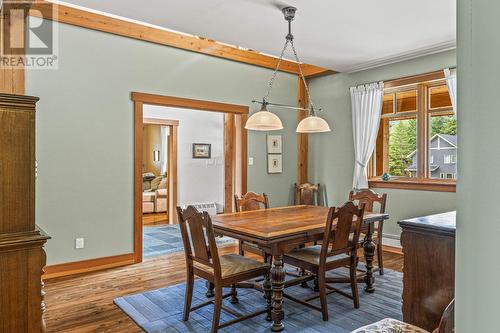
(368, 71, 457, 191)
(444, 154, 456, 164)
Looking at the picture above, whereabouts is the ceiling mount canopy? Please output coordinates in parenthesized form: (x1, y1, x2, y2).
(245, 6, 331, 134)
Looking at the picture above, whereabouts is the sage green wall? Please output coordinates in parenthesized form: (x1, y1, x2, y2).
(309, 50, 457, 239)
(27, 22, 298, 265)
(457, 1, 499, 331)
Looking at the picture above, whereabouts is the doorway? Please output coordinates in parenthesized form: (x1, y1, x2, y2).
(133, 92, 248, 263)
(141, 118, 179, 258)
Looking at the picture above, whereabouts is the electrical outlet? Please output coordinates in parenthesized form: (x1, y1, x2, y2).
(75, 238, 85, 249)
(248, 157, 254, 165)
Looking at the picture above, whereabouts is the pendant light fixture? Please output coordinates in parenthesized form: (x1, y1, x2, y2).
(245, 6, 331, 133)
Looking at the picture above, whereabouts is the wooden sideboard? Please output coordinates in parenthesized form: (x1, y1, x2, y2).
(0, 93, 50, 332)
(398, 211, 455, 332)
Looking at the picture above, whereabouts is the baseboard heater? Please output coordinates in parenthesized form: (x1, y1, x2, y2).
(182, 202, 217, 216)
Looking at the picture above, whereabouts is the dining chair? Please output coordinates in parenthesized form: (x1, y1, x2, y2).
(234, 192, 270, 262)
(177, 206, 272, 333)
(294, 182, 321, 206)
(349, 189, 387, 275)
(433, 299, 454, 333)
(352, 299, 454, 333)
(283, 201, 365, 321)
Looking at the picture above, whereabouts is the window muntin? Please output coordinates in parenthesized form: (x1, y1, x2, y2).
(372, 76, 456, 183)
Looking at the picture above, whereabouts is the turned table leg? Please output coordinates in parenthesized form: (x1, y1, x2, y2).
(271, 254, 285, 332)
(363, 222, 376, 293)
(264, 269, 272, 321)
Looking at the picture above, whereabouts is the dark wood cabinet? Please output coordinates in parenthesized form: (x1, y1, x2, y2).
(398, 211, 455, 332)
(0, 93, 50, 332)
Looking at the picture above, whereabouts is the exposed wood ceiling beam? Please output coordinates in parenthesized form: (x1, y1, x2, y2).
(31, 0, 334, 77)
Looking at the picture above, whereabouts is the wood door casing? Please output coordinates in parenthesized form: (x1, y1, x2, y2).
(132, 92, 248, 263)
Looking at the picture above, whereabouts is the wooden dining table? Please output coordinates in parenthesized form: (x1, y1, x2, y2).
(211, 205, 389, 332)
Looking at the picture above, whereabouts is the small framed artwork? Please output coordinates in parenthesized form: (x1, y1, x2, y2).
(192, 143, 211, 159)
(267, 154, 283, 174)
(267, 135, 282, 154)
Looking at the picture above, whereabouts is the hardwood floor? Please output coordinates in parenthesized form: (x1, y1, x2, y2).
(44, 245, 403, 333)
(142, 212, 168, 226)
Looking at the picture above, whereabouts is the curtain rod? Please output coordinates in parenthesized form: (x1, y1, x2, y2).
(351, 67, 455, 89)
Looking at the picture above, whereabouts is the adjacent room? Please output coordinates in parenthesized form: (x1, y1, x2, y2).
(141, 105, 236, 258)
(1, 0, 497, 333)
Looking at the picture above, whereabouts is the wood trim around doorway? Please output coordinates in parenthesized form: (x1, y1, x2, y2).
(143, 118, 179, 225)
(133, 92, 249, 263)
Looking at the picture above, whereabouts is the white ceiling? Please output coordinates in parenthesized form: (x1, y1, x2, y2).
(58, 0, 456, 72)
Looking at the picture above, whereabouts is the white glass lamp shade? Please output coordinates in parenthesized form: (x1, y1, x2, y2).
(245, 109, 283, 131)
(296, 116, 331, 133)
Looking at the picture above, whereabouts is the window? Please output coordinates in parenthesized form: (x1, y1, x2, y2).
(369, 71, 456, 191)
(388, 118, 417, 177)
(442, 154, 457, 165)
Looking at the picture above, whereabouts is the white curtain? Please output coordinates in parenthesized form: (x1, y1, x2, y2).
(351, 82, 384, 189)
(160, 126, 168, 175)
(444, 68, 457, 115)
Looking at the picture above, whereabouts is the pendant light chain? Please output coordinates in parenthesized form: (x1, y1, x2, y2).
(261, 13, 316, 114)
(246, 6, 331, 133)
(290, 39, 315, 113)
(263, 39, 290, 103)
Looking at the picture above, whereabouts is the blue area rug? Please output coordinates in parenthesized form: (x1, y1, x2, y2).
(115, 268, 403, 332)
(143, 224, 235, 258)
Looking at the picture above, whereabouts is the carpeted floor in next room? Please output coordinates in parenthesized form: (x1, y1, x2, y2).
(143, 224, 235, 258)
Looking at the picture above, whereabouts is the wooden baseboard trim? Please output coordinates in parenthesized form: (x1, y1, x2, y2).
(43, 253, 135, 280)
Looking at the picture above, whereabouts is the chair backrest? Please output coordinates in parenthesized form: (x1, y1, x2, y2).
(177, 206, 221, 277)
(234, 192, 269, 212)
(435, 299, 455, 333)
(320, 202, 365, 263)
(294, 182, 320, 206)
(349, 189, 387, 214)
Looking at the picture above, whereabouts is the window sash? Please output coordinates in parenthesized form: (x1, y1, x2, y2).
(372, 74, 455, 182)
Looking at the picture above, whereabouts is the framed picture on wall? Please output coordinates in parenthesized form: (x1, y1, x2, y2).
(267, 154, 283, 174)
(192, 143, 211, 159)
(267, 135, 282, 154)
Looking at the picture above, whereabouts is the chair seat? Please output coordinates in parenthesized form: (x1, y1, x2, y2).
(194, 253, 268, 279)
(284, 245, 350, 266)
(351, 318, 429, 333)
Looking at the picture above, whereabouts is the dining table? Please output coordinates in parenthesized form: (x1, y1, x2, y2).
(210, 205, 390, 332)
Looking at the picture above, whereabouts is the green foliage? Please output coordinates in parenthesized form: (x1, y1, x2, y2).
(389, 119, 416, 176)
(388, 116, 456, 176)
(430, 116, 457, 136)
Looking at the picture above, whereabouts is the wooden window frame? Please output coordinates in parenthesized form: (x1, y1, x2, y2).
(369, 70, 456, 192)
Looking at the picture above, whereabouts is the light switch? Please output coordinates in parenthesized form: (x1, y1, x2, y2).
(75, 238, 85, 249)
(248, 157, 254, 165)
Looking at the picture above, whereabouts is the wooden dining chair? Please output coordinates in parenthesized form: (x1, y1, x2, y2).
(349, 189, 387, 275)
(283, 201, 365, 321)
(234, 192, 270, 262)
(353, 299, 454, 333)
(177, 206, 271, 333)
(294, 182, 321, 206)
(433, 299, 454, 333)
